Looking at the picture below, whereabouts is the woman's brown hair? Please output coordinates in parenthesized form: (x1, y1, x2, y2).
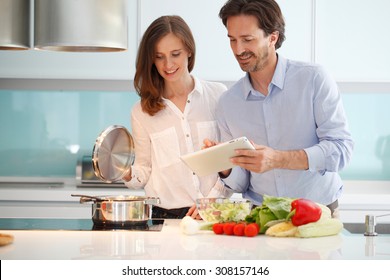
(134, 15, 196, 116)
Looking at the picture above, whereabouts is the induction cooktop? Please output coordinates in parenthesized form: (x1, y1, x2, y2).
(0, 218, 164, 231)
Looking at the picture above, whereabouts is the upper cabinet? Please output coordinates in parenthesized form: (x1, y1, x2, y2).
(0, 1, 138, 80)
(316, 0, 390, 82)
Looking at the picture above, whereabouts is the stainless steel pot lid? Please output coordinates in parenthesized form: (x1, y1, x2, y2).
(71, 194, 160, 204)
(92, 125, 135, 183)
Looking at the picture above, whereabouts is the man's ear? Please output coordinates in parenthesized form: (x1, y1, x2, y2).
(269, 31, 279, 47)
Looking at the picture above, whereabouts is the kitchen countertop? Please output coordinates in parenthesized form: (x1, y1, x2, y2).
(0, 219, 389, 260)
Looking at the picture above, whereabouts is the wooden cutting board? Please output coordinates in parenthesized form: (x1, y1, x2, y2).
(0, 233, 14, 246)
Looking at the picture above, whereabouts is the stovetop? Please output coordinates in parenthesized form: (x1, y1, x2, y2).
(0, 218, 165, 231)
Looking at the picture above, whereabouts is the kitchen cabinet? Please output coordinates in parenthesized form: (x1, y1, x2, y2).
(316, 0, 390, 81)
(0, 1, 137, 80)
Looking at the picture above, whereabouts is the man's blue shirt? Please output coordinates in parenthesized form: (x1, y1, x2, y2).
(216, 55, 354, 205)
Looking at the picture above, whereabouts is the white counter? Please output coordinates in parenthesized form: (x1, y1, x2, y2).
(0, 219, 389, 260)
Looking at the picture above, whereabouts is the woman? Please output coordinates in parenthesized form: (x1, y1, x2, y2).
(122, 15, 231, 219)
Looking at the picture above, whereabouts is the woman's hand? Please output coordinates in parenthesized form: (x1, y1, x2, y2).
(202, 138, 218, 149)
(122, 167, 132, 182)
(186, 204, 202, 220)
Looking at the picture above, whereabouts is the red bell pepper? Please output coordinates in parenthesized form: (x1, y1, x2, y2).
(288, 198, 322, 226)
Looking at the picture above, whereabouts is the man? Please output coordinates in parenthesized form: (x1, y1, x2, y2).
(212, 0, 354, 216)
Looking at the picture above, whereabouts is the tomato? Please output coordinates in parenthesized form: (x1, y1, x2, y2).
(233, 223, 245, 236)
(244, 223, 259, 237)
(212, 223, 224, 235)
(252, 222, 260, 233)
(223, 222, 236, 235)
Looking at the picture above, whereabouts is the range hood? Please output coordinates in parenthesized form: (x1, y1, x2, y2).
(34, 0, 127, 52)
(0, 0, 127, 52)
(0, 0, 30, 50)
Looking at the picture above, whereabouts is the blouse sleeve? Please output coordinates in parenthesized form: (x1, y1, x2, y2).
(124, 104, 152, 189)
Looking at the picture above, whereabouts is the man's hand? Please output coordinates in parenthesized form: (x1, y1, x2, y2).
(231, 144, 309, 173)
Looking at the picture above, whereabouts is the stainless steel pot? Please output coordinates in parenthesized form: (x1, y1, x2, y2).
(72, 194, 160, 225)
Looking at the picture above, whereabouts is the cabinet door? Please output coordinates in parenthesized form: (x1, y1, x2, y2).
(0, 1, 137, 80)
(316, 0, 390, 81)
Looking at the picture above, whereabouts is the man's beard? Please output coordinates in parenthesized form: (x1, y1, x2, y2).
(237, 47, 269, 73)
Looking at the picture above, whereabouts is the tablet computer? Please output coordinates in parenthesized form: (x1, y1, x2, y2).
(180, 136, 255, 177)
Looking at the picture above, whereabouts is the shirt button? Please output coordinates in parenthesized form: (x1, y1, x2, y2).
(187, 100, 190, 103)
(193, 172, 196, 175)
(186, 134, 190, 137)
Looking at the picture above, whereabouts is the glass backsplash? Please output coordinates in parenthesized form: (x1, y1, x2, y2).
(0, 90, 389, 180)
(0, 90, 139, 177)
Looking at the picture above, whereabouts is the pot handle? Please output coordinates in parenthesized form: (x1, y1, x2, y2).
(145, 197, 160, 205)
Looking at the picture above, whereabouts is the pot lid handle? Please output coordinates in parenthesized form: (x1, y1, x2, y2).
(71, 194, 102, 203)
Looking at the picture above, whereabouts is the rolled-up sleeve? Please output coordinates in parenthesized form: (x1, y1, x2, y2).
(304, 145, 326, 174)
(221, 167, 250, 193)
(306, 67, 354, 174)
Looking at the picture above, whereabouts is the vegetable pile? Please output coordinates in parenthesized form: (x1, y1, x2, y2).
(245, 195, 343, 238)
(181, 195, 343, 238)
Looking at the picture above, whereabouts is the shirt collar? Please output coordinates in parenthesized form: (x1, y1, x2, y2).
(272, 54, 287, 91)
(191, 76, 203, 96)
(162, 75, 202, 102)
(243, 54, 287, 99)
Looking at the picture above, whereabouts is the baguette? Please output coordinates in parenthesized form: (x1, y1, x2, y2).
(0, 233, 14, 246)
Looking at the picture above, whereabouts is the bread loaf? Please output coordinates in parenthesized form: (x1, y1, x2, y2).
(0, 233, 14, 246)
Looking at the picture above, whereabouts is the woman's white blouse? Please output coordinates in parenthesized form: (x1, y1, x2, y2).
(124, 77, 231, 209)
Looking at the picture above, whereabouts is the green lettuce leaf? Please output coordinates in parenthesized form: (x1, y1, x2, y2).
(245, 194, 295, 233)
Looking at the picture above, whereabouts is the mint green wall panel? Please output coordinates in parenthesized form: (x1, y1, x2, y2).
(0, 90, 389, 180)
(340, 93, 390, 180)
(0, 90, 139, 177)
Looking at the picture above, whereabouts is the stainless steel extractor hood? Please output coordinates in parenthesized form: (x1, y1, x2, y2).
(34, 0, 127, 52)
(0, 0, 30, 50)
